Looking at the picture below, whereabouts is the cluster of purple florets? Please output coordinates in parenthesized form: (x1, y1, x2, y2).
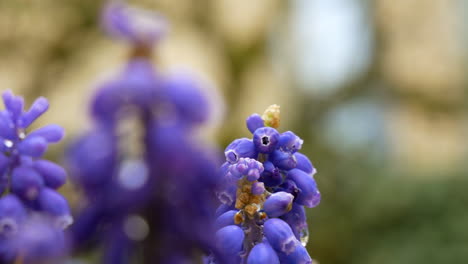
(66, 3, 220, 263)
(210, 113, 320, 264)
(0, 91, 71, 262)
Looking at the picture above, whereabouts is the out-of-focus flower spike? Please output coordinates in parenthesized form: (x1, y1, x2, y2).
(17, 136, 48, 157)
(28, 124, 64, 143)
(10, 166, 44, 201)
(264, 191, 294, 218)
(247, 241, 280, 264)
(215, 225, 245, 264)
(102, 2, 167, 46)
(164, 71, 210, 125)
(33, 160, 67, 189)
(294, 152, 315, 175)
(246, 114, 264, 134)
(287, 169, 321, 208)
(19, 96, 49, 128)
(37, 188, 73, 229)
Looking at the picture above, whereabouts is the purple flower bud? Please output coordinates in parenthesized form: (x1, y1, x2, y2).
(0, 111, 16, 140)
(269, 150, 297, 170)
(264, 192, 294, 217)
(215, 210, 238, 230)
(33, 160, 67, 189)
(102, 2, 167, 46)
(247, 242, 280, 264)
(37, 188, 73, 229)
(224, 138, 256, 163)
(19, 96, 49, 128)
(0, 195, 27, 236)
(259, 161, 282, 187)
(278, 131, 303, 153)
(28, 124, 64, 143)
(279, 179, 299, 196)
(11, 166, 44, 200)
(281, 204, 308, 242)
(2, 90, 23, 120)
(277, 243, 312, 264)
(294, 152, 315, 175)
(263, 218, 298, 255)
(11, 216, 68, 262)
(164, 71, 209, 125)
(253, 127, 280, 153)
(246, 169, 260, 182)
(287, 169, 320, 208)
(251, 181, 265, 195)
(17, 136, 48, 157)
(215, 225, 244, 263)
(246, 114, 264, 134)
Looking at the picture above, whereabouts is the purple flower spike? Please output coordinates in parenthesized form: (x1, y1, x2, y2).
(264, 192, 294, 217)
(103, 2, 167, 46)
(247, 242, 280, 264)
(263, 218, 298, 255)
(253, 127, 280, 153)
(287, 169, 321, 208)
(246, 114, 264, 134)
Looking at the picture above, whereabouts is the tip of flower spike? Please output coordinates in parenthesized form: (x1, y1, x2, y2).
(102, 2, 167, 47)
(262, 104, 280, 128)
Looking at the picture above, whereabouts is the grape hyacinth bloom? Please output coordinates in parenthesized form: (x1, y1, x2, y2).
(209, 105, 320, 263)
(67, 2, 220, 263)
(0, 90, 71, 263)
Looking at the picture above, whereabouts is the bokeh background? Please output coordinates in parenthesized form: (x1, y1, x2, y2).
(1, 0, 468, 263)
